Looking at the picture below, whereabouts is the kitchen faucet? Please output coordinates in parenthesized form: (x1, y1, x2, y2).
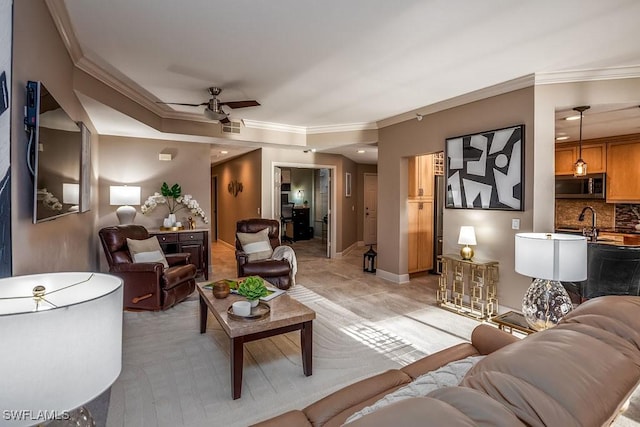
(578, 206, 598, 242)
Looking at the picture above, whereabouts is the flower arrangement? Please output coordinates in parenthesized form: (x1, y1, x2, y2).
(37, 188, 62, 211)
(141, 182, 208, 223)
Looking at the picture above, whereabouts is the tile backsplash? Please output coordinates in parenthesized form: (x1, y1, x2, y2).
(556, 200, 640, 230)
(615, 204, 640, 229)
(555, 199, 614, 229)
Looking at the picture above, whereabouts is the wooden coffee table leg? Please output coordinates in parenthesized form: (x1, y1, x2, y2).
(199, 294, 208, 334)
(230, 337, 244, 399)
(301, 320, 313, 376)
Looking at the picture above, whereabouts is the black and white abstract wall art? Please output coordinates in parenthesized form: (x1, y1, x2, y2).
(445, 125, 524, 211)
(0, 0, 12, 277)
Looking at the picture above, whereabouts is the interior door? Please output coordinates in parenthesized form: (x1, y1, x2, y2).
(364, 173, 378, 245)
(274, 166, 282, 219)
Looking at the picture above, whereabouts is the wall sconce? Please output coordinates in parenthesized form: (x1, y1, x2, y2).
(158, 153, 172, 161)
(62, 182, 80, 212)
(296, 189, 305, 200)
(109, 185, 141, 224)
(458, 226, 477, 260)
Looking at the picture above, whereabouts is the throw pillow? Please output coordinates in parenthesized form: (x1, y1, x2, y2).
(126, 236, 169, 269)
(343, 355, 485, 425)
(237, 228, 273, 262)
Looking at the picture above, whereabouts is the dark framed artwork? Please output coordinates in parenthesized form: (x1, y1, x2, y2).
(445, 125, 524, 211)
(0, 0, 12, 278)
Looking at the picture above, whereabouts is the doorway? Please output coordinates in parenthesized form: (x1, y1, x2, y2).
(272, 163, 336, 259)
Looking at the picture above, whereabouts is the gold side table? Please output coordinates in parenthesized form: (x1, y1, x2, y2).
(437, 254, 499, 320)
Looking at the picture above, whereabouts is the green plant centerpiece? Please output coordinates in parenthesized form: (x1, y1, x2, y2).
(237, 276, 269, 307)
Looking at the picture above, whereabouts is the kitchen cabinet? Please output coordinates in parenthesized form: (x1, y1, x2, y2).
(408, 200, 433, 273)
(151, 229, 209, 279)
(408, 154, 434, 199)
(607, 141, 640, 202)
(555, 143, 606, 175)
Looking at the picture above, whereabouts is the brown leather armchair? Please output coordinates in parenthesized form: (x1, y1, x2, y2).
(236, 218, 292, 290)
(99, 225, 197, 310)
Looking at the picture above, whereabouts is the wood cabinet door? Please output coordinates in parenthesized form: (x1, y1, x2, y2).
(407, 202, 419, 272)
(407, 200, 434, 273)
(555, 145, 577, 175)
(408, 154, 435, 199)
(607, 142, 640, 202)
(180, 242, 204, 275)
(581, 143, 606, 173)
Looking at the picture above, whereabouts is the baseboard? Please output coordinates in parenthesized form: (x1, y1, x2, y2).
(376, 269, 410, 284)
(336, 241, 359, 258)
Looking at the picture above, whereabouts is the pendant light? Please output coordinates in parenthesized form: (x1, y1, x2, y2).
(573, 105, 590, 177)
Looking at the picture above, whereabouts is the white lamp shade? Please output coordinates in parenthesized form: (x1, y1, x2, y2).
(62, 183, 79, 205)
(0, 273, 123, 425)
(109, 185, 141, 206)
(515, 233, 587, 281)
(458, 226, 477, 245)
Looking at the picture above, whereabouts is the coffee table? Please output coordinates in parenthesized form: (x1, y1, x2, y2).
(197, 282, 316, 399)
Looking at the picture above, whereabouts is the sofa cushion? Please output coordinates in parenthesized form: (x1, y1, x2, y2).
(126, 236, 168, 268)
(461, 327, 640, 427)
(237, 228, 273, 262)
(346, 395, 524, 427)
(344, 355, 484, 424)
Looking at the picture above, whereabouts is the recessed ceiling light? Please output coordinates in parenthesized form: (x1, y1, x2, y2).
(220, 150, 228, 154)
(565, 115, 581, 121)
(556, 136, 570, 141)
(357, 150, 365, 153)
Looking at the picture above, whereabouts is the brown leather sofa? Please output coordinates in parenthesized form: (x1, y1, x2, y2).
(235, 218, 292, 290)
(99, 225, 197, 310)
(253, 296, 640, 426)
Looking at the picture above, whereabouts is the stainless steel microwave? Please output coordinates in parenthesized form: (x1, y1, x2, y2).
(555, 173, 606, 199)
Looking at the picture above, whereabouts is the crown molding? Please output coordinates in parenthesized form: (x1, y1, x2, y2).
(377, 74, 536, 129)
(306, 122, 378, 134)
(535, 65, 640, 85)
(45, 0, 83, 63)
(241, 120, 307, 134)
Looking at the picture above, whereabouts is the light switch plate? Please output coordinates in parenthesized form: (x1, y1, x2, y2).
(512, 218, 520, 230)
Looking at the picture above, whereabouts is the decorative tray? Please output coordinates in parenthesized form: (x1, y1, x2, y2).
(159, 226, 185, 231)
(227, 302, 271, 321)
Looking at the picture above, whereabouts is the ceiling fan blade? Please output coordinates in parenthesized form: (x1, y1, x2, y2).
(220, 100, 260, 109)
(155, 101, 208, 107)
(220, 117, 231, 124)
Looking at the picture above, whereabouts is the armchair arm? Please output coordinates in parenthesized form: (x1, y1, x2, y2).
(236, 250, 249, 277)
(165, 252, 192, 267)
(109, 263, 163, 309)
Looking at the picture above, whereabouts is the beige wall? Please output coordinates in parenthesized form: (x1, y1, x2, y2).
(378, 88, 535, 310)
(211, 149, 262, 245)
(97, 135, 212, 270)
(11, 0, 99, 274)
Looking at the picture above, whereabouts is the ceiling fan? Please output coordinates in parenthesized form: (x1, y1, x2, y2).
(156, 87, 260, 124)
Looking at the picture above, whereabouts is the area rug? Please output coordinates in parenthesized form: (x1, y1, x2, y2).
(105, 285, 475, 427)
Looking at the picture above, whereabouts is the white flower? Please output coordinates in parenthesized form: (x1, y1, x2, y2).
(141, 189, 208, 224)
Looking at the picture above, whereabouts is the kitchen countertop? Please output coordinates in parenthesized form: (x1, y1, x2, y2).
(555, 226, 640, 235)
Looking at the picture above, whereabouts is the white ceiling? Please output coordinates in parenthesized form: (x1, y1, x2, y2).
(59, 0, 640, 163)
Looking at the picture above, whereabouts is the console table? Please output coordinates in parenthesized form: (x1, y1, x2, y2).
(150, 229, 209, 279)
(437, 254, 498, 320)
